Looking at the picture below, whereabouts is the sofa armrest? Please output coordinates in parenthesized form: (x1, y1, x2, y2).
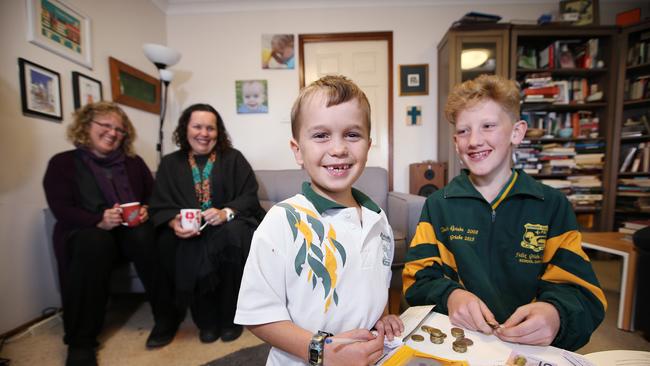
(387, 192, 426, 245)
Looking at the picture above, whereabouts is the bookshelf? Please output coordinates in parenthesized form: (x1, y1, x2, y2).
(610, 20, 650, 231)
(510, 25, 617, 231)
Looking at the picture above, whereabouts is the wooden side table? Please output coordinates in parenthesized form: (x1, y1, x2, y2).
(582, 232, 638, 331)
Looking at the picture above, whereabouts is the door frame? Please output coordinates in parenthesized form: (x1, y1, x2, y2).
(298, 31, 394, 190)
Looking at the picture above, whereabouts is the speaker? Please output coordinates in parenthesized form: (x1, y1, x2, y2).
(409, 161, 447, 197)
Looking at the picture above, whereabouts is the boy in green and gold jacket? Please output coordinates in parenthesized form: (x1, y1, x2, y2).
(403, 75, 606, 351)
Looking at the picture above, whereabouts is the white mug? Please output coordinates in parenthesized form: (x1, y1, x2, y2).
(180, 209, 202, 231)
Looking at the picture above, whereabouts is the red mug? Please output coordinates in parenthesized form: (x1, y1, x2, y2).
(120, 202, 142, 227)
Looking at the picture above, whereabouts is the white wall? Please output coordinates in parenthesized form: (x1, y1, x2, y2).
(0, 0, 166, 333)
(164, 1, 649, 193)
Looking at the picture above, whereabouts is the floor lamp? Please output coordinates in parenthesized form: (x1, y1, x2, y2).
(142, 43, 181, 163)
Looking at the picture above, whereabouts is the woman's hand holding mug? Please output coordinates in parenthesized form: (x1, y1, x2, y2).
(97, 203, 123, 230)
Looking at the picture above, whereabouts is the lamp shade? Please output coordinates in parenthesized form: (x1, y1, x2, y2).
(159, 69, 174, 82)
(143, 43, 181, 68)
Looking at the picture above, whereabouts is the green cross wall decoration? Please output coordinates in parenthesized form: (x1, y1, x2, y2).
(407, 105, 422, 126)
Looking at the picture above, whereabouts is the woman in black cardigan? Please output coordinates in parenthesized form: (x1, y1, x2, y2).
(43, 102, 178, 366)
(149, 103, 264, 344)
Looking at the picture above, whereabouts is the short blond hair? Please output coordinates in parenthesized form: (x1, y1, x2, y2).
(290, 75, 370, 138)
(67, 101, 137, 156)
(445, 74, 520, 125)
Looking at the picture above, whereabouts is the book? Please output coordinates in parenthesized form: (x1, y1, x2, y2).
(620, 146, 639, 172)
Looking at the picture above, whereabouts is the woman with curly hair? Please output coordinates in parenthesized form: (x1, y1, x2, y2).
(149, 103, 264, 344)
(43, 102, 178, 366)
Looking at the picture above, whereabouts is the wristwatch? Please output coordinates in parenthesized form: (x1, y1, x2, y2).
(308, 330, 332, 366)
(224, 208, 235, 222)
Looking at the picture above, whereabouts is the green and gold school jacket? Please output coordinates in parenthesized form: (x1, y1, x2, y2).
(402, 169, 606, 351)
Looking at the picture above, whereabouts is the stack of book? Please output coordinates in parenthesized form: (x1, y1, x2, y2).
(514, 141, 543, 174)
(521, 74, 602, 106)
(626, 32, 650, 67)
(625, 75, 650, 101)
(618, 220, 650, 236)
(541, 176, 603, 211)
(575, 153, 604, 172)
(567, 175, 603, 210)
(539, 144, 576, 174)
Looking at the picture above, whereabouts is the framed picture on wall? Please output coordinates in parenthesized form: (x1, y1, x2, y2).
(236, 80, 268, 114)
(72, 71, 103, 110)
(399, 64, 428, 96)
(559, 0, 599, 26)
(26, 0, 93, 69)
(18, 57, 63, 121)
(109, 57, 160, 114)
(262, 34, 295, 69)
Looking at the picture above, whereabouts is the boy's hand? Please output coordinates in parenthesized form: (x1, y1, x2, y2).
(447, 288, 497, 334)
(374, 314, 404, 341)
(495, 302, 560, 346)
(324, 328, 384, 366)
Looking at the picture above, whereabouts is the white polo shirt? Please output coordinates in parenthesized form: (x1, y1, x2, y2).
(235, 183, 394, 366)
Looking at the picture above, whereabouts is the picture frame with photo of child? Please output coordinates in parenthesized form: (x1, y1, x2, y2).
(262, 34, 295, 69)
(236, 79, 268, 114)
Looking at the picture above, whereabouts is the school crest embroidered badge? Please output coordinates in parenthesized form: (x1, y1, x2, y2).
(520, 223, 548, 252)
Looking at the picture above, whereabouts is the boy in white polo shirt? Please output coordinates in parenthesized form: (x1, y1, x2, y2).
(235, 75, 403, 366)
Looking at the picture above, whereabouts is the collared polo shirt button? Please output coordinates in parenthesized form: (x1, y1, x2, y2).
(344, 213, 351, 219)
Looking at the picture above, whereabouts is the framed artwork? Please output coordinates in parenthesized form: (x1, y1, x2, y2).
(26, 0, 92, 69)
(109, 57, 160, 114)
(262, 34, 295, 69)
(72, 72, 102, 110)
(399, 64, 428, 96)
(18, 57, 62, 120)
(236, 80, 268, 114)
(559, 0, 599, 26)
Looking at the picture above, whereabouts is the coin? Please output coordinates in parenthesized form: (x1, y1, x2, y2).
(450, 327, 464, 338)
(421, 325, 434, 333)
(410, 334, 425, 342)
(430, 329, 445, 337)
(487, 321, 501, 330)
(457, 337, 473, 346)
(452, 340, 467, 353)
(430, 335, 444, 344)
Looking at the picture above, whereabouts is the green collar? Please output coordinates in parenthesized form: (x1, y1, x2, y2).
(444, 169, 544, 203)
(301, 182, 381, 214)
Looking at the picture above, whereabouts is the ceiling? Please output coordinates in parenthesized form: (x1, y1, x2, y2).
(151, 0, 560, 14)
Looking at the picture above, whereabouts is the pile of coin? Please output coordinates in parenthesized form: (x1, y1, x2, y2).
(419, 325, 446, 344)
(410, 325, 475, 353)
(449, 327, 474, 353)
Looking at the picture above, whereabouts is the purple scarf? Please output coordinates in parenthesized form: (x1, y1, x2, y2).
(78, 147, 136, 205)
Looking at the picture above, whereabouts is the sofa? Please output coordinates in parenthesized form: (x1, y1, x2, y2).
(44, 167, 426, 312)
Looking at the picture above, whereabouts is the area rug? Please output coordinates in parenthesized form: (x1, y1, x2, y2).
(202, 343, 271, 366)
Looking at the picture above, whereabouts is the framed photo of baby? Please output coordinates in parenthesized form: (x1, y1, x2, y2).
(261, 34, 295, 69)
(236, 79, 268, 114)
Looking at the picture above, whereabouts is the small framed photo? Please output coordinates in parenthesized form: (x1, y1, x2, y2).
(26, 0, 93, 69)
(399, 64, 428, 96)
(109, 57, 160, 114)
(559, 0, 599, 26)
(236, 80, 268, 114)
(262, 34, 295, 69)
(18, 57, 62, 120)
(72, 72, 103, 110)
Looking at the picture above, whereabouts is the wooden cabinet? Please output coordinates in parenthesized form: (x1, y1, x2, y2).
(437, 24, 510, 179)
(610, 20, 650, 231)
(437, 24, 618, 231)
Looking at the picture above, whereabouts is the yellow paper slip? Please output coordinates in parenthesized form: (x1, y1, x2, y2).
(382, 345, 469, 366)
